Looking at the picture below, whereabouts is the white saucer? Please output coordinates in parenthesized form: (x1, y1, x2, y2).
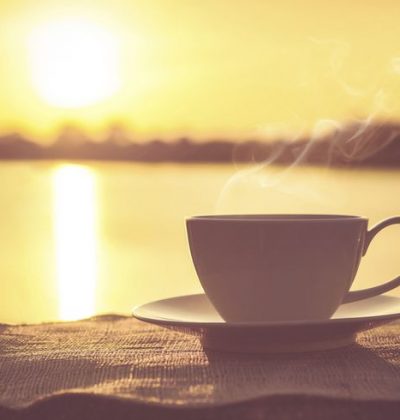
(133, 294, 400, 353)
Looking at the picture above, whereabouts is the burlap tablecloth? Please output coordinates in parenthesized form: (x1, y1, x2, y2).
(1, 316, 400, 420)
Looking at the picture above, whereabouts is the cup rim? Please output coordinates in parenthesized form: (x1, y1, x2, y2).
(187, 214, 367, 222)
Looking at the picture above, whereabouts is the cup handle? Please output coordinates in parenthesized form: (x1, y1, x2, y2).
(343, 217, 400, 303)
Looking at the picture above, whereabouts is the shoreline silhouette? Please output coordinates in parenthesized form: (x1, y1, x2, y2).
(0, 121, 399, 167)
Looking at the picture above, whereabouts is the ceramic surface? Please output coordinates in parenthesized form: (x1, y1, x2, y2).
(186, 215, 400, 322)
(133, 293, 400, 353)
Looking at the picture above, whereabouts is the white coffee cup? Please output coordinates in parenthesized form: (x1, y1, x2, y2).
(186, 214, 400, 322)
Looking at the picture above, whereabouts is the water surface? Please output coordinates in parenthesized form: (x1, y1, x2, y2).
(0, 161, 399, 324)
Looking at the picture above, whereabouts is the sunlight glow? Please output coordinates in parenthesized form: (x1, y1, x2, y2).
(53, 165, 97, 321)
(29, 19, 120, 108)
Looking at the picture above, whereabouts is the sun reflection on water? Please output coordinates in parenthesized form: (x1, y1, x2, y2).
(53, 165, 97, 321)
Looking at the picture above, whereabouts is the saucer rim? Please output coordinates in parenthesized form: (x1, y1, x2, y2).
(132, 293, 400, 329)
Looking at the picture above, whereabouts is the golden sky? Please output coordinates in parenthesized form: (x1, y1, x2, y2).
(1, 0, 400, 141)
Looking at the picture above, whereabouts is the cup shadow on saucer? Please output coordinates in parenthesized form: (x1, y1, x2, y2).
(132, 293, 400, 353)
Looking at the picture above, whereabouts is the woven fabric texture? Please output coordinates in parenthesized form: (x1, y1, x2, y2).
(0, 316, 400, 420)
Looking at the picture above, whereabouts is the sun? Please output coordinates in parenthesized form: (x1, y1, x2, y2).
(28, 18, 120, 108)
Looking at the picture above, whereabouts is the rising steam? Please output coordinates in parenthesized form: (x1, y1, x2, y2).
(215, 41, 400, 214)
(215, 95, 399, 213)
(214, 116, 400, 214)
